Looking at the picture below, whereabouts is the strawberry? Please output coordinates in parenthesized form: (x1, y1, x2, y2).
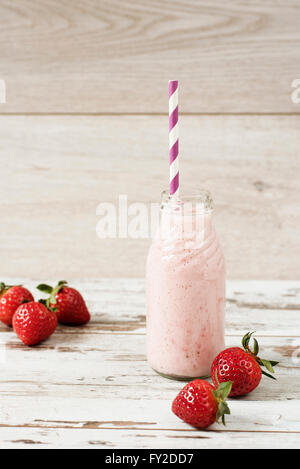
(172, 379, 232, 428)
(37, 281, 90, 325)
(211, 332, 279, 397)
(13, 301, 57, 346)
(0, 283, 34, 326)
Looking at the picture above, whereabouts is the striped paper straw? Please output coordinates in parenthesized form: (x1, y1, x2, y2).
(169, 80, 179, 197)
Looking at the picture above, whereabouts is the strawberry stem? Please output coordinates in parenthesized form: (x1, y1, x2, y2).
(37, 281, 68, 312)
(0, 282, 20, 295)
(242, 331, 279, 380)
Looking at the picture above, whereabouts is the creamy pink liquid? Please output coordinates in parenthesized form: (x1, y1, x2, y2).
(146, 210, 225, 378)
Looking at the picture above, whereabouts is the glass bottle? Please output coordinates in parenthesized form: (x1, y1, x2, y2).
(146, 190, 225, 380)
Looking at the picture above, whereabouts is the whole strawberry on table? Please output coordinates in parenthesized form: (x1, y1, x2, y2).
(0, 282, 34, 326)
(211, 331, 279, 397)
(13, 301, 57, 346)
(37, 280, 90, 326)
(172, 378, 232, 429)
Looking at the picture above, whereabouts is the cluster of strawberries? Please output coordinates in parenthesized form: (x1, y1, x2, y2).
(0, 281, 90, 346)
(172, 332, 279, 428)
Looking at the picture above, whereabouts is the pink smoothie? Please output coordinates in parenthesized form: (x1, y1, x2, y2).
(146, 200, 225, 379)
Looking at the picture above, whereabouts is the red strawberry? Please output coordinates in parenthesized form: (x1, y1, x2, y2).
(37, 281, 90, 325)
(172, 379, 232, 428)
(0, 283, 34, 326)
(211, 332, 279, 397)
(13, 301, 57, 346)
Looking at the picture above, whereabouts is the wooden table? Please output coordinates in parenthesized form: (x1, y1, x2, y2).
(0, 279, 299, 449)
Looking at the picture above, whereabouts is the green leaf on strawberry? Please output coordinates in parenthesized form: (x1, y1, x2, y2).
(242, 331, 279, 379)
(212, 371, 232, 425)
(36, 284, 53, 294)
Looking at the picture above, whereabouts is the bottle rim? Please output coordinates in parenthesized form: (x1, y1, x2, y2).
(160, 189, 213, 214)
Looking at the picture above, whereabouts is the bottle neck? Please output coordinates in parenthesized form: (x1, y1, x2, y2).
(161, 189, 213, 214)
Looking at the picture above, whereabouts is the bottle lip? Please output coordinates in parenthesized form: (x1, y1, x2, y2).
(160, 189, 213, 214)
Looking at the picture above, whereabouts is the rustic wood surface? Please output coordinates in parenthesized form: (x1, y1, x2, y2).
(0, 114, 299, 279)
(0, 0, 300, 113)
(0, 279, 299, 449)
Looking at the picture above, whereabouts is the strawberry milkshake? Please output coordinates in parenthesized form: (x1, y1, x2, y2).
(146, 191, 225, 379)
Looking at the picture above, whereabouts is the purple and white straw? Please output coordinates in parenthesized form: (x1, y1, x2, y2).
(169, 80, 179, 197)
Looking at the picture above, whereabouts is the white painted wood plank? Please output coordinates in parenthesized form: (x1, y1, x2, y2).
(0, 427, 299, 449)
(0, 334, 298, 402)
(3, 279, 299, 336)
(5, 278, 300, 306)
(0, 398, 299, 449)
(0, 397, 299, 433)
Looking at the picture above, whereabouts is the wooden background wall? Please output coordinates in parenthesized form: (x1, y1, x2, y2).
(0, 0, 299, 280)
